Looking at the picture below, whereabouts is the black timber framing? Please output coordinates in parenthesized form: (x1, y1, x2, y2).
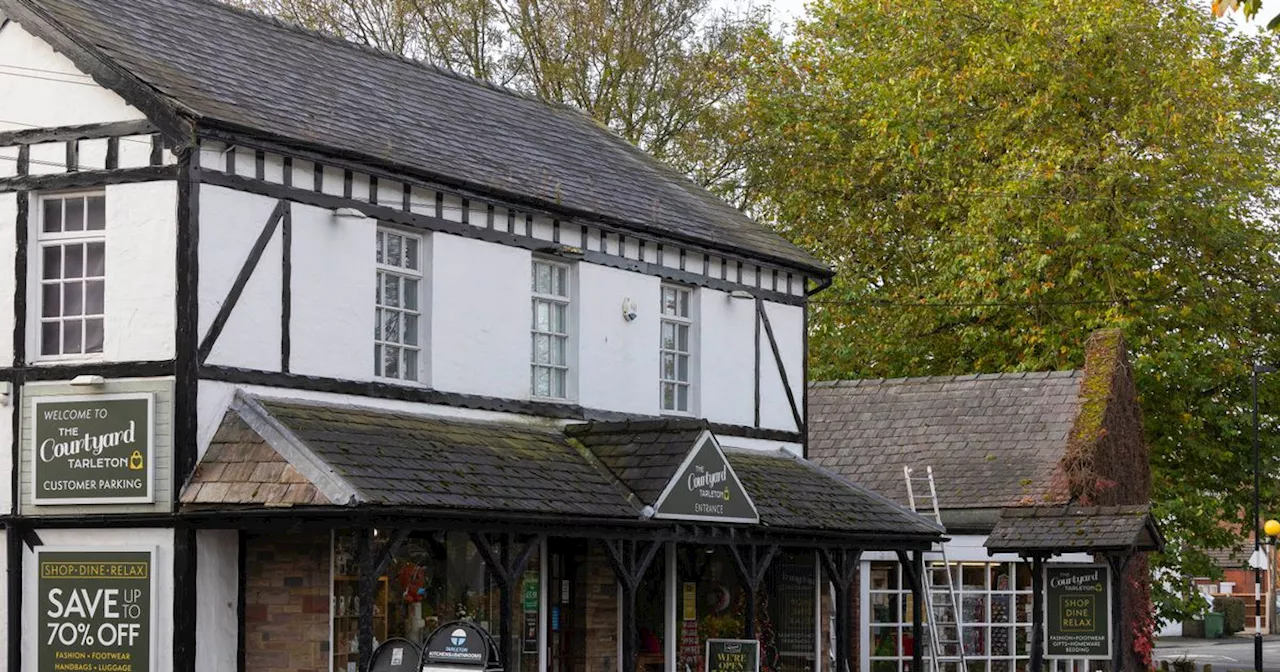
(0, 165, 179, 193)
(5, 524, 21, 672)
(470, 532, 543, 671)
(0, 360, 176, 382)
(173, 524, 197, 672)
(197, 364, 804, 443)
(199, 127, 831, 279)
(197, 199, 287, 362)
(821, 547, 861, 672)
(602, 538, 664, 672)
(895, 550, 925, 672)
(0, 120, 158, 147)
(281, 205, 292, 372)
(173, 145, 201, 672)
(757, 298, 804, 433)
(198, 170, 807, 307)
(726, 543, 779, 639)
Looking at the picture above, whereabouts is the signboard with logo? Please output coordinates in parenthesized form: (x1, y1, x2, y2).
(32, 394, 154, 505)
(706, 639, 760, 672)
(653, 433, 758, 524)
(423, 621, 496, 667)
(1045, 564, 1111, 659)
(36, 547, 155, 672)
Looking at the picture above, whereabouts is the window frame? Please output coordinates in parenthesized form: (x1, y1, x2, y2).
(32, 190, 108, 362)
(659, 283, 696, 415)
(530, 257, 573, 401)
(373, 227, 425, 383)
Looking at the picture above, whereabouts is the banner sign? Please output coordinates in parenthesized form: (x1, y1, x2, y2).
(654, 434, 758, 524)
(33, 394, 154, 505)
(37, 548, 155, 672)
(1045, 564, 1111, 659)
(705, 639, 760, 672)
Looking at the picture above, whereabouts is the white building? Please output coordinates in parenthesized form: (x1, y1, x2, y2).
(0, 1, 942, 672)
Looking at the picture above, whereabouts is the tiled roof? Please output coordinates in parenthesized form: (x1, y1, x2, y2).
(21, 0, 825, 273)
(807, 372, 1084, 509)
(181, 413, 328, 507)
(984, 505, 1163, 553)
(726, 449, 941, 536)
(565, 418, 707, 504)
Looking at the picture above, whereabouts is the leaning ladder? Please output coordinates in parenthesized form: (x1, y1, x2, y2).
(903, 466, 968, 672)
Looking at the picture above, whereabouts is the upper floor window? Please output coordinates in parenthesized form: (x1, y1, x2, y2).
(660, 284, 694, 413)
(38, 193, 106, 358)
(531, 259, 571, 399)
(375, 228, 422, 381)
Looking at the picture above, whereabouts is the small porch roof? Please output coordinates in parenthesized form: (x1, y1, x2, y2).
(984, 505, 1164, 555)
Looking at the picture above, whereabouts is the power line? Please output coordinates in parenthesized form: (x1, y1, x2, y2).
(0, 70, 105, 88)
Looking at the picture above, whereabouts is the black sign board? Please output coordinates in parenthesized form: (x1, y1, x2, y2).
(37, 548, 154, 672)
(706, 639, 760, 672)
(1045, 564, 1111, 659)
(654, 434, 758, 524)
(423, 621, 496, 667)
(370, 638, 421, 672)
(33, 394, 154, 505)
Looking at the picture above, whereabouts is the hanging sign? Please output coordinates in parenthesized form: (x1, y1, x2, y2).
(32, 394, 154, 505)
(653, 433, 758, 524)
(36, 548, 155, 672)
(705, 639, 760, 672)
(1044, 564, 1111, 659)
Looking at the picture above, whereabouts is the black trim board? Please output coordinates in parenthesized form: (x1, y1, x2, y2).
(0, 119, 157, 147)
(6, 524, 21, 672)
(172, 147, 200, 672)
(0, 360, 176, 382)
(0, 165, 178, 193)
(199, 171, 807, 307)
(198, 365, 803, 443)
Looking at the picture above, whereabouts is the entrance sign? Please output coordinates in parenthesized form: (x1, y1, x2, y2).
(36, 548, 155, 672)
(423, 621, 496, 667)
(32, 394, 154, 505)
(1044, 564, 1111, 659)
(705, 639, 760, 672)
(653, 433, 758, 524)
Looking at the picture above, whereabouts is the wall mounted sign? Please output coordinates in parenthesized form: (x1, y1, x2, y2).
(1045, 564, 1111, 659)
(32, 393, 154, 505)
(705, 639, 760, 672)
(653, 433, 758, 524)
(36, 548, 155, 672)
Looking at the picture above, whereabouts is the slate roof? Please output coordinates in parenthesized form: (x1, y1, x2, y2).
(984, 505, 1163, 553)
(182, 412, 328, 507)
(726, 449, 941, 536)
(808, 372, 1084, 510)
(565, 418, 708, 504)
(19, 0, 824, 273)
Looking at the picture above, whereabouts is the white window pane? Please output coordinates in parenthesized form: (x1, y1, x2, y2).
(534, 301, 550, 331)
(384, 345, 400, 378)
(383, 275, 400, 307)
(43, 200, 61, 233)
(552, 303, 567, 333)
(404, 314, 419, 346)
(63, 283, 83, 317)
(406, 238, 419, 270)
(384, 311, 401, 344)
(85, 281, 104, 315)
(374, 345, 382, 376)
(404, 278, 419, 311)
(553, 369, 566, 398)
(533, 334, 550, 364)
(552, 335, 566, 366)
(86, 196, 105, 231)
(375, 273, 382, 303)
(386, 234, 402, 268)
(376, 231, 384, 265)
(41, 284, 60, 318)
(678, 290, 689, 317)
(677, 324, 689, 352)
(662, 353, 675, 379)
(677, 384, 688, 411)
(84, 318, 103, 354)
(661, 322, 675, 350)
(534, 263, 551, 294)
(374, 308, 382, 340)
(63, 320, 82, 353)
(64, 198, 84, 232)
(662, 287, 676, 315)
(41, 322, 59, 356)
(553, 266, 567, 296)
(533, 367, 551, 397)
(677, 354, 688, 382)
(403, 349, 418, 381)
(65, 245, 83, 279)
(42, 246, 60, 280)
(86, 243, 105, 277)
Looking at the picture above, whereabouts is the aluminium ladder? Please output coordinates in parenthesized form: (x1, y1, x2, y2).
(903, 466, 968, 672)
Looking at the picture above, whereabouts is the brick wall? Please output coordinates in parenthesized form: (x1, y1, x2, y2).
(584, 543, 618, 672)
(245, 532, 332, 672)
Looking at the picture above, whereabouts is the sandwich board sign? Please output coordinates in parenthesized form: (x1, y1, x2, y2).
(1044, 564, 1111, 659)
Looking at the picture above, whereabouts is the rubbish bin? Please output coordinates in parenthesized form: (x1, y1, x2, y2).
(1204, 612, 1225, 639)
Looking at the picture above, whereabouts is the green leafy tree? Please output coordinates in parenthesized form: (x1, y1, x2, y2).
(740, 0, 1280, 620)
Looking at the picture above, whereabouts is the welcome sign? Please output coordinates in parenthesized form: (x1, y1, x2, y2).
(1045, 564, 1111, 659)
(37, 548, 154, 672)
(32, 394, 154, 505)
(653, 434, 758, 524)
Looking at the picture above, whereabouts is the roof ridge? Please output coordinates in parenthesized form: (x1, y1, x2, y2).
(810, 369, 1084, 388)
(202, 0, 580, 113)
(254, 394, 564, 435)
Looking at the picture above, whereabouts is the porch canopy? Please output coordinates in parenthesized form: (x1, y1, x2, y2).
(180, 392, 942, 672)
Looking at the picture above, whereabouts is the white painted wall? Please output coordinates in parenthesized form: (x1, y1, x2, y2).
(718, 435, 802, 457)
(22, 528, 173, 672)
(196, 380, 238, 459)
(699, 288, 755, 427)
(289, 204, 374, 381)
(0, 401, 11, 514)
(578, 264, 660, 415)
(199, 186, 282, 371)
(0, 192, 14, 367)
(430, 233, 530, 399)
(758, 301, 804, 432)
(0, 22, 145, 133)
(196, 530, 239, 672)
(102, 182, 176, 362)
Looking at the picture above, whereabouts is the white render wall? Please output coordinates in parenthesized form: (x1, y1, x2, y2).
(699, 288, 756, 428)
(758, 302, 805, 432)
(0, 192, 14, 368)
(0, 401, 10, 513)
(195, 530, 239, 672)
(576, 263, 659, 414)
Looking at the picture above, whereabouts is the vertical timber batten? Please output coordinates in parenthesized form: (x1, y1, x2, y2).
(174, 144, 201, 672)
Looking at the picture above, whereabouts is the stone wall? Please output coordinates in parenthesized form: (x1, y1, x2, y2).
(244, 532, 332, 672)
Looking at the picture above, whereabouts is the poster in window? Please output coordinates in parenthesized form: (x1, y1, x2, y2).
(36, 548, 155, 672)
(775, 559, 814, 671)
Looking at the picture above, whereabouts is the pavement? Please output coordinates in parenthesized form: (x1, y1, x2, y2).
(1155, 635, 1280, 672)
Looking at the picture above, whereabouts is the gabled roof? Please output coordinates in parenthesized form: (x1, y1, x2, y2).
(565, 418, 709, 504)
(808, 371, 1084, 510)
(10, 0, 826, 273)
(984, 505, 1164, 554)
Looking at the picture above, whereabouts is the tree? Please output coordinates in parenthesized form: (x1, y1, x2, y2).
(739, 0, 1280, 621)
(229, 0, 764, 206)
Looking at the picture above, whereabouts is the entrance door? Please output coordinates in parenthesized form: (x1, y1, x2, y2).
(547, 539, 586, 672)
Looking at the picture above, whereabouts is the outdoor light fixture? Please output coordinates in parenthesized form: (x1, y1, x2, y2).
(333, 207, 366, 220)
(0, 381, 9, 407)
(621, 298, 638, 322)
(69, 374, 106, 387)
(729, 290, 754, 300)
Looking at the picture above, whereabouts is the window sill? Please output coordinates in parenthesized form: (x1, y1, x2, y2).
(30, 354, 105, 366)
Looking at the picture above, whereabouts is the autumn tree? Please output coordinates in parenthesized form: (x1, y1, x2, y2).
(231, 0, 762, 204)
(740, 0, 1280, 619)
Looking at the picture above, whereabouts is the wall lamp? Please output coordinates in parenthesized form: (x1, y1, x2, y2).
(729, 290, 754, 300)
(333, 207, 367, 221)
(0, 381, 9, 407)
(70, 374, 106, 387)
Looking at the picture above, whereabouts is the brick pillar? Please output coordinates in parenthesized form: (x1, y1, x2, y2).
(244, 532, 332, 672)
(584, 543, 619, 672)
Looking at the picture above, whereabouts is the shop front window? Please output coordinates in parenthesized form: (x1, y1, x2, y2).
(332, 530, 540, 672)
